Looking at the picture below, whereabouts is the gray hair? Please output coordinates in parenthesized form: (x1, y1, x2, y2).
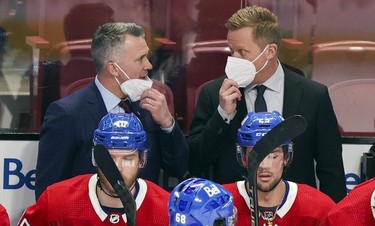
(91, 22, 145, 73)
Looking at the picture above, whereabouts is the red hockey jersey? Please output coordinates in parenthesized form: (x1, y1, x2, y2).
(223, 180, 335, 226)
(0, 204, 10, 226)
(17, 174, 169, 226)
(326, 178, 375, 226)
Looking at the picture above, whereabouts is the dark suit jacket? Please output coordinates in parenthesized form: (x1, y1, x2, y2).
(187, 66, 347, 202)
(36, 81, 188, 200)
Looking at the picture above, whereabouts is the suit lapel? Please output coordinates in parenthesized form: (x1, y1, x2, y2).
(283, 69, 303, 118)
(233, 88, 248, 125)
(131, 101, 143, 119)
(85, 81, 107, 120)
(130, 101, 155, 130)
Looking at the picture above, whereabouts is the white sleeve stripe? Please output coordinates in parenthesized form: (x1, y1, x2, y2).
(370, 189, 375, 219)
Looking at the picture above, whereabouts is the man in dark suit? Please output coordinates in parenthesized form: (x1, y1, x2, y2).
(187, 6, 346, 203)
(36, 22, 189, 200)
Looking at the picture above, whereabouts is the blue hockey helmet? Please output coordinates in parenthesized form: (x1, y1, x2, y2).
(93, 112, 147, 167)
(236, 111, 293, 167)
(169, 178, 237, 226)
(237, 111, 291, 147)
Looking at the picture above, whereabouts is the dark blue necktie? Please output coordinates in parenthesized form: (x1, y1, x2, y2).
(255, 85, 267, 112)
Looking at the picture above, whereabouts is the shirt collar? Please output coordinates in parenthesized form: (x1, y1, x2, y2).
(95, 75, 121, 112)
(247, 60, 284, 93)
(263, 60, 284, 93)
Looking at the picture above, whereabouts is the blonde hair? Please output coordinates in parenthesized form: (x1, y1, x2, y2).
(225, 6, 281, 49)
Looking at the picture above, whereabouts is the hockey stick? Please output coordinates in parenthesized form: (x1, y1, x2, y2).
(94, 144, 136, 226)
(247, 115, 307, 226)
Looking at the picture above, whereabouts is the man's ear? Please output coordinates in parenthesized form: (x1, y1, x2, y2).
(107, 62, 119, 76)
(266, 43, 278, 59)
(283, 156, 290, 167)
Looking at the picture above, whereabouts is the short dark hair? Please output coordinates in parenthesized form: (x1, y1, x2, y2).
(91, 22, 144, 73)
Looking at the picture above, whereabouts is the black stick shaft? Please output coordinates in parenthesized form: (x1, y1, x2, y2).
(94, 144, 137, 226)
(247, 115, 307, 226)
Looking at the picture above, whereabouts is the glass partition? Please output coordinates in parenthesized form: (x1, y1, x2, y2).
(0, 0, 374, 137)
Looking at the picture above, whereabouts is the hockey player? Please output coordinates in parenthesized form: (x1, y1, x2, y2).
(18, 112, 169, 225)
(326, 177, 375, 225)
(169, 177, 237, 226)
(223, 111, 335, 225)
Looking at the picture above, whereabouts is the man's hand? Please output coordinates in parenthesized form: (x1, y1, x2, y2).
(140, 88, 173, 128)
(219, 79, 242, 115)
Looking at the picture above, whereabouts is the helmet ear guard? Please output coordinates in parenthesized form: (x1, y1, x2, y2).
(138, 150, 148, 168)
(236, 144, 248, 168)
(282, 143, 293, 168)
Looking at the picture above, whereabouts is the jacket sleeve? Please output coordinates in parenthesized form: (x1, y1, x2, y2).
(314, 86, 347, 202)
(158, 119, 190, 178)
(35, 102, 75, 200)
(186, 81, 234, 176)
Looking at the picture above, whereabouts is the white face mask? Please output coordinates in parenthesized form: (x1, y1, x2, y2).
(113, 62, 153, 102)
(225, 45, 269, 87)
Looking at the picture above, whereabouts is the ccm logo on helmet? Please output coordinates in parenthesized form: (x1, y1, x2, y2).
(256, 132, 267, 137)
(203, 185, 221, 197)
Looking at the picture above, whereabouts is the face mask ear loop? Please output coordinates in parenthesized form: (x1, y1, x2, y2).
(113, 62, 142, 94)
(113, 75, 122, 87)
(252, 45, 270, 74)
(114, 62, 150, 98)
(113, 62, 132, 81)
(251, 44, 269, 64)
(256, 60, 269, 74)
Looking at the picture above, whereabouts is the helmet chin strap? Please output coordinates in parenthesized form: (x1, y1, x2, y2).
(96, 176, 137, 198)
(97, 177, 119, 198)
